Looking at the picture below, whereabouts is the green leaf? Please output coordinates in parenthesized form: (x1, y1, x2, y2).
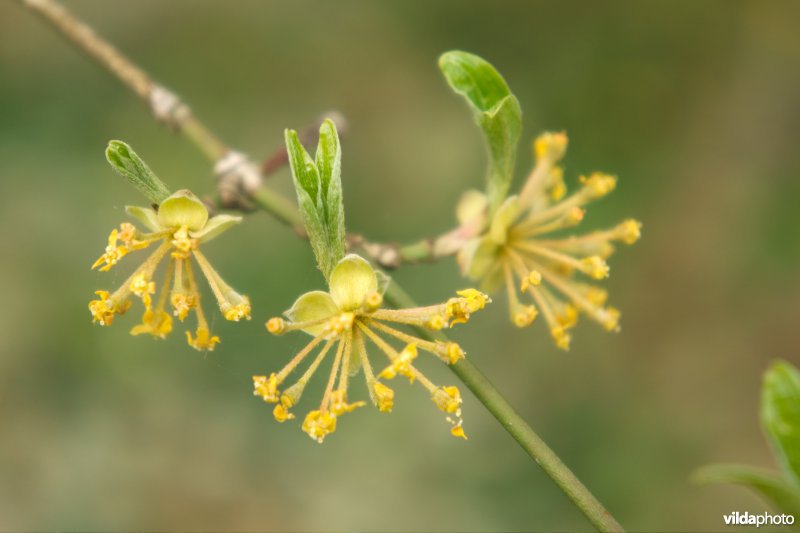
(316, 119, 346, 267)
(439, 51, 522, 211)
(694, 464, 800, 516)
(762, 360, 800, 483)
(285, 119, 346, 280)
(105, 140, 171, 204)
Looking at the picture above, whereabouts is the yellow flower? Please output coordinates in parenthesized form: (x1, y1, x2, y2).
(456, 131, 641, 350)
(88, 189, 251, 350)
(253, 254, 489, 443)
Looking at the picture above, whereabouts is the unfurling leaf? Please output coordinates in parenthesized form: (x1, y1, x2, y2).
(762, 360, 800, 484)
(285, 119, 346, 280)
(439, 51, 521, 212)
(105, 140, 172, 204)
(694, 464, 800, 517)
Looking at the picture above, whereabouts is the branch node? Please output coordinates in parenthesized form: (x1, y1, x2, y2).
(149, 85, 190, 131)
(214, 150, 263, 210)
(349, 234, 402, 269)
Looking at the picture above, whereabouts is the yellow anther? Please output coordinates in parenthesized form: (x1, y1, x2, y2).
(223, 301, 251, 322)
(273, 403, 295, 422)
(512, 304, 538, 328)
(327, 312, 355, 336)
(585, 286, 609, 306)
(445, 298, 469, 326)
(266, 317, 286, 335)
(551, 326, 571, 351)
(520, 270, 542, 292)
(170, 226, 197, 259)
(440, 342, 465, 365)
(302, 410, 337, 443)
(548, 166, 567, 201)
(580, 172, 617, 199)
(566, 206, 585, 225)
(88, 290, 129, 326)
(373, 382, 394, 412)
(170, 292, 195, 321)
(534, 131, 568, 162)
(557, 304, 579, 329)
(331, 390, 366, 416)
(92, 229, 129, 271)
(616, 219, 642, 245)
(451, 424, 468, 440)
(432, 386, 462, 414)
(456, 288, 491, 312)
(379, 344, 418, 382)
(600, 306, 621, 332)
(364, 291, 383, 312)
(130, 273, 156, 309)
(253, 373, 280, 403)
(118, 222, 137, 244)
(130, 308, 173, 338)
(186, 326, 220, 351)
(581, 256, 610, 280)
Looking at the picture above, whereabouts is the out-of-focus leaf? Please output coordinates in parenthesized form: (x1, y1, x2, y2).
(105, 140, 171, 204)
(439, 51, 521, 212)
(694, 464, 800, 516)
(762, 360, 800, 484)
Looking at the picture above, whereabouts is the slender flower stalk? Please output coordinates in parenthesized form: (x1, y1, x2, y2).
(254, 254, 489, 442)
(89, 189, 251, 350)
(457, 132, 642, 350)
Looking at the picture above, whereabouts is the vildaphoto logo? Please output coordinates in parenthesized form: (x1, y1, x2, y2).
(723, 511, 795, 527)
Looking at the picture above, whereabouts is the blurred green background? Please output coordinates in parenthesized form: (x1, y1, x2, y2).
(2, 1, 799, 530)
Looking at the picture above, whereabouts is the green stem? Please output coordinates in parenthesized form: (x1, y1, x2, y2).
(383, 281, 623, 532)
(252, 187, 304, 229)
(397, 239, 434, 262)
(181, 115, 228, 161)
(24, 1, 623, 528)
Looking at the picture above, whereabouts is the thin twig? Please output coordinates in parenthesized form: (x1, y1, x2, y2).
(20, 0, 296, 216)
(348, 224, 471, 269)
(23, 1, 624, 529)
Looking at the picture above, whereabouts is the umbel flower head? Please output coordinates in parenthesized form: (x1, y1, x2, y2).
(253, 254, 490, 443)
(457, 132, 642, 350)
(88, 189, 251, 350)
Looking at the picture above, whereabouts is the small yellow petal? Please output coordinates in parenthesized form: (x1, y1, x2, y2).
(432, 386, 462, 414)
(302, 410, 337, 443)
(580, 172, 617, 199)
(616, 219, 642, 245)
(272, 403, 295, 423)
(372, 382, 394, 412)
(331, 390, 366, 416)
(534, 131, 568, 162)
(581, 256, 610, 280)
(512, 304, 538, 328)
(253, 373, 280, 403)
(451, 424, 468, 440)
(186, 327, 220, 351)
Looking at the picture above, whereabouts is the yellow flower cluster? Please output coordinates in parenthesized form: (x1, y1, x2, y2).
(89, 190, 251, 350)
(457, 132, 641, 350)
(254, 254, 489, 442)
